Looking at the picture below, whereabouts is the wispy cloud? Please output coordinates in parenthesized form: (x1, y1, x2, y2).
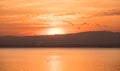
(92, 9, 120, 17)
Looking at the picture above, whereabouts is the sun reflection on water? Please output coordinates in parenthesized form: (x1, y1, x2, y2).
(48, 55, 62, 71)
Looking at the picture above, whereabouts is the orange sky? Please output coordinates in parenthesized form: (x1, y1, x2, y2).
(0, 0, 120, 36)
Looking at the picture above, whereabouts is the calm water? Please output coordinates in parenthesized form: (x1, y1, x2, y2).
(0, 48, 120, 71)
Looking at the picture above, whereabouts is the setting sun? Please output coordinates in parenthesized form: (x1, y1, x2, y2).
(47, 28, 65, 35)
(0, 0, 120, 36)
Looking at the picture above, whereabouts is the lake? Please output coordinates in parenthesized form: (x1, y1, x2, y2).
(0, 48, 120, 71)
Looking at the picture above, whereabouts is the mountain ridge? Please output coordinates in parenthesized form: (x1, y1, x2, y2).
(0, 31, 120, 47)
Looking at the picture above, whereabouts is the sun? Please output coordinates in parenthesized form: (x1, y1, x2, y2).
(47, 28, 65, 35)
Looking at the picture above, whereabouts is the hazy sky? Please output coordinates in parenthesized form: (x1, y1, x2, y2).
(0, 0, 120, 36)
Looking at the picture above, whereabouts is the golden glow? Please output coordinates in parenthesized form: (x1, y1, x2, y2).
(0, 48, 119, 71)
(0, 0, 120, 36)
(48, 55, 62, 71)
(48, 21, 64, 25)
(47, 28, 65, 35)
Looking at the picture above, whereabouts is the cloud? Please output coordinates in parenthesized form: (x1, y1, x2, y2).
(55, 9, 120, 18)
(91, 9, 120, 17)
(0, 23, 52, 30)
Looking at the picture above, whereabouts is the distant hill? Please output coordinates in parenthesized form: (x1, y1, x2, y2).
(0, 31, 120, 47)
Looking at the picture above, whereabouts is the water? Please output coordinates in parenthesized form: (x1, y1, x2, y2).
(0, 48, 120, 71)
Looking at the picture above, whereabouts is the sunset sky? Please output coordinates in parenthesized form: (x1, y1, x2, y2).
(0, 0, 120, 36)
